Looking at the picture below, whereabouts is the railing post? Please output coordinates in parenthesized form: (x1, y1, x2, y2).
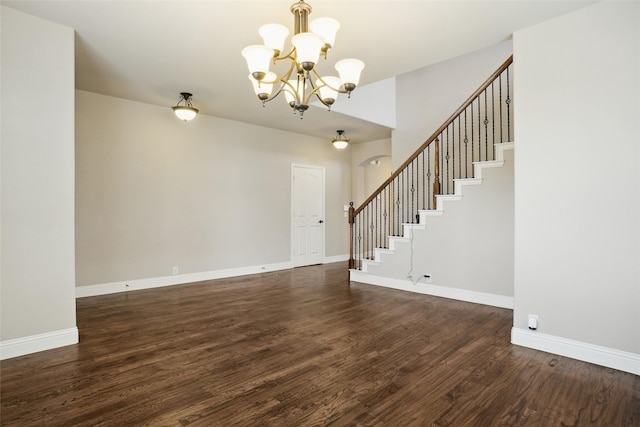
(432, 138, 441, 209)
(348, 202, 355, 269)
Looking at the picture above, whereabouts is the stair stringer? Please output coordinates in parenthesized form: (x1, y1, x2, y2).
(351, 142, 514, 308)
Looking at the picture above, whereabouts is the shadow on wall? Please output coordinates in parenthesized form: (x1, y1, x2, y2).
(361, 155, 392, 199)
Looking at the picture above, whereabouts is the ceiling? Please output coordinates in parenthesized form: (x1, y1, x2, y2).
(2, 0, 595, 143)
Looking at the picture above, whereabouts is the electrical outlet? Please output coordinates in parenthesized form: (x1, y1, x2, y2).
(423, 274, 432, 283)
(172, 266, 179, 275)
(528, 314, 538, 330)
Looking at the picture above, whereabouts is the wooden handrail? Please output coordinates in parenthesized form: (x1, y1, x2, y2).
(350, 55, 513, 220)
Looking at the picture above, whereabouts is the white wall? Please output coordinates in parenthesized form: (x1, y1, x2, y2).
(513, 1, 640, 370)
(363, 156, 392, 198)
(393, 41, 513, 168)
(1, 7, 78, 357)
(323, 78, 397, 129)
(75, 91, 352, 287)
(350, 138, 392, 206)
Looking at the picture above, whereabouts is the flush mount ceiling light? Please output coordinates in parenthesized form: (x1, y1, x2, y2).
(242, 0, 365, 118)
(332, 129, 349, 149)
(172, 92, 199, 121)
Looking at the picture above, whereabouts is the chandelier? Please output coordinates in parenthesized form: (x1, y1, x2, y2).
(242, 0, 365, 117)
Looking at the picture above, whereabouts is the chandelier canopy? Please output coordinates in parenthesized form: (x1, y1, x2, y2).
(242, 0, 365, 117)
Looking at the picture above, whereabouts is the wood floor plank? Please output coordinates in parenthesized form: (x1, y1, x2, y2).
(1, 262, 638, 426)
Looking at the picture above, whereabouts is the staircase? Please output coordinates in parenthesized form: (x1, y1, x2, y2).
(359, 142, 513, 273)
(348, 56, 514, 308)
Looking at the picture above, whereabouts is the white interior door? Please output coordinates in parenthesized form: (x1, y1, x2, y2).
(292, 165, 325, 267)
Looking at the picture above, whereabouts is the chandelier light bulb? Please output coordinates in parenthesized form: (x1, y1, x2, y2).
(241, 45, 274, 81)
(259, 23, 289, 56)
(291, 32, 323, 71)
(249, 71, 277, 101)
(335, 58, 365, 93)
(316, 76, 340, 106)
(309, 17, 340, 53)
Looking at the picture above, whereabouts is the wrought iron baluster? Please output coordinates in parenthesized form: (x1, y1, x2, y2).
(492, 81, 496, 150)
(376, 193, 380, 249)
(457, 117, 462, 179)
(348, 202, 354, 269)
(369, 204, 374, 259)
(433, 138, 440, 209)
(381, 187, 385, 248)
(471, 101, 476, 167)
(404, 169, 409, 224)
(373, 196, 377, 251)
(395, 176, 400, 236)
(383, 186, 388, 247)
(359, 214, 363, 269)
(363, 205, 367, 260)
(391, 178, 395, 236)
(360, 210, 364, 264)
(421, 151, 426, 210)
(506, 66, 511, 142)
(477, 97, 481, 162)
(427, 145, 432, 210)
(352, 215, 356, 269)
(499, 74, 503, 143)
(464, 110, 469, 178)
(484, 89, 489, 161)
(453, 120, 458, 181)
(410, 159, 414, 222)
(368, 204, 373, 259)
(446, 127, 451, 193)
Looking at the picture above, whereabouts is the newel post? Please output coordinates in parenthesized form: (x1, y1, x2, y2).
(348, 201, 355, 269)
(432, 138, 441, 209)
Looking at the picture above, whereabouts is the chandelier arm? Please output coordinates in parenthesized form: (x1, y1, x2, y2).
(282, 79, 303, 105)
(253, 62, 298, 105)
(260, 59, 296, 86)
(272, 47, 297, 63)
(311, 69, 349, 94)
(311, 93, 333, 108)
(302, 79, 324, 105)
(258, 85, 288, 105)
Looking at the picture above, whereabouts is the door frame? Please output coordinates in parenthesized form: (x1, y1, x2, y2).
(291, 164, 326, 267)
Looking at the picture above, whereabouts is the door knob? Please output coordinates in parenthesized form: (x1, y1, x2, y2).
(319, 220, 324, 223)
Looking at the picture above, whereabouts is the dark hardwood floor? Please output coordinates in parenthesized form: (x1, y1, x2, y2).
(1, 262, 638, 426)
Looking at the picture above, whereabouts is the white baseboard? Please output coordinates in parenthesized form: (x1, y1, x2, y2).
(350, 271, 514, 309)
(323, 254, 349, 263)
(1, 327, 79, 360)
(76, 257, 348, 298)
(511, 327, 640, 375)
(76, 261, 295, 298)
